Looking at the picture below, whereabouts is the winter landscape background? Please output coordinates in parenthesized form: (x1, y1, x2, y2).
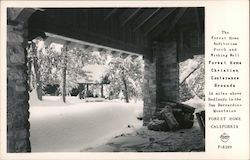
(27, 38, 205, 152)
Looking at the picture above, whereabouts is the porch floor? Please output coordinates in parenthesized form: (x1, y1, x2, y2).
(84, 120, 205, 152)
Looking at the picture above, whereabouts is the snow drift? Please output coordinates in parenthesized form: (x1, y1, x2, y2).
(29, 97, 142, 152)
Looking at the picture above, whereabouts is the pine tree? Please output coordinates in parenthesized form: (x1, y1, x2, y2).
(179, 55, 205, 101)
(106, 55, 143, 102)
(58, 45, 109, 102)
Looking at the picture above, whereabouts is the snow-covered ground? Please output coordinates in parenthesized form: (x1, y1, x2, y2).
(183, 96, 205, 113)
(29, 92, 204, 152)
(29, 94, 143, 152)
(86, 120, 204, 152)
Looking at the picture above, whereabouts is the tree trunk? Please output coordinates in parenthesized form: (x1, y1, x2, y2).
(122, 75, 129, 103)
(31, 42, 43, 100)
(33, 58, 43, 100)
(86, 84, 89, 91)
(27, 58, 33, 91)
(101, 84, 104, 98)
(180, 62, 202, 85)
(62, 66, 67, 103)
(62, 45, 68, 103)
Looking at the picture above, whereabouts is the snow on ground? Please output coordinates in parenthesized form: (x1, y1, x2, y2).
(84, 96, 205, 152)
(183, 96, 205, 113)
(29, 95, 143, 152)
(86, 120, 204, 152)
(29, 93, 204, 152)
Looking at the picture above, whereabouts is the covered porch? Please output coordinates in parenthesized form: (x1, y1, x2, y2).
(7, 7, 204, 152)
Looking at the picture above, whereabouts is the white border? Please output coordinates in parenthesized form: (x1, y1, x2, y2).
(1, 1, 249, 160)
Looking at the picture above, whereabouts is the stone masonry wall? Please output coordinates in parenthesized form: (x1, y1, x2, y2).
(7, 8, 33, 152)
(143, 56, 156, 125)
(143, 42, 179, 125)
(155, 42, 179, 112)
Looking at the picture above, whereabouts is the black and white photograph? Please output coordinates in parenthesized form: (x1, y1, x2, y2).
(5, 7, 205, 153)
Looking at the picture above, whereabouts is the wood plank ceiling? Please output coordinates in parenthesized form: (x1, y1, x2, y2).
(28, 8, 204, 56)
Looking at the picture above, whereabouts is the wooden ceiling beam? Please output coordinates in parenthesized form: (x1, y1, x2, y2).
(152, 8, 187, 39)
(43, 36, 67, 46)
(97, 48, 105, 52)
(99, 48, 109, 56)
(160, 8, 187, 38)
(84, 45, 94, 52)
(150, 10, 176, 39)
(195, 8, 202, 33)
(142, 8, 176, 35)
(120, 8, 141, 27)
(111, 51, 121, 58)
(44, 32, 144, 56)
(131, 55, 139, 60)
(67, 42, 86, 50)
(104, 8, 119, 21)
(133, 8, 160, 32)
(120, 53, 130, 59)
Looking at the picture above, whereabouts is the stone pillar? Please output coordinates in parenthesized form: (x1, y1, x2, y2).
(143, 52, 156, 125)
(143, 42, 179, 125)
(155, 42, 179, 112)
(7, 8, 35, 152)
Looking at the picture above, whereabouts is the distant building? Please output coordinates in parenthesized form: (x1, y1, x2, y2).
(76, 65, 110, 99)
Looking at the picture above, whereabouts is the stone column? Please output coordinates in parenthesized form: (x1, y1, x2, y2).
(143, 51, 156, 126)
(143, 42, 179, 125)
(7, 8, 35, 152)
(155, 42, 179, 112)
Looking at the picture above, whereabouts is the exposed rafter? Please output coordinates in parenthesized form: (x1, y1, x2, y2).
(67, 42, 86, 50)
(30, 8, 203, 58)
(98, 48, 110, 56)
(43, 36, 67, 46)
(44, 32, 142, 57)
(141, 8, 176, 35)
(133, 8, 160, 32)
(160, 8, 187, 38)
(120, 53, 130, 59)
(85, 45, 94, 52)
(195, 8, 201, 33)
(131, 54, 139, 60)
(111, 51, 121, 58)
(152, 8, 187, 39)
(119, 8, 141, 27)
(104, 8, 119, 21)
(97, 48, 105, 52)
